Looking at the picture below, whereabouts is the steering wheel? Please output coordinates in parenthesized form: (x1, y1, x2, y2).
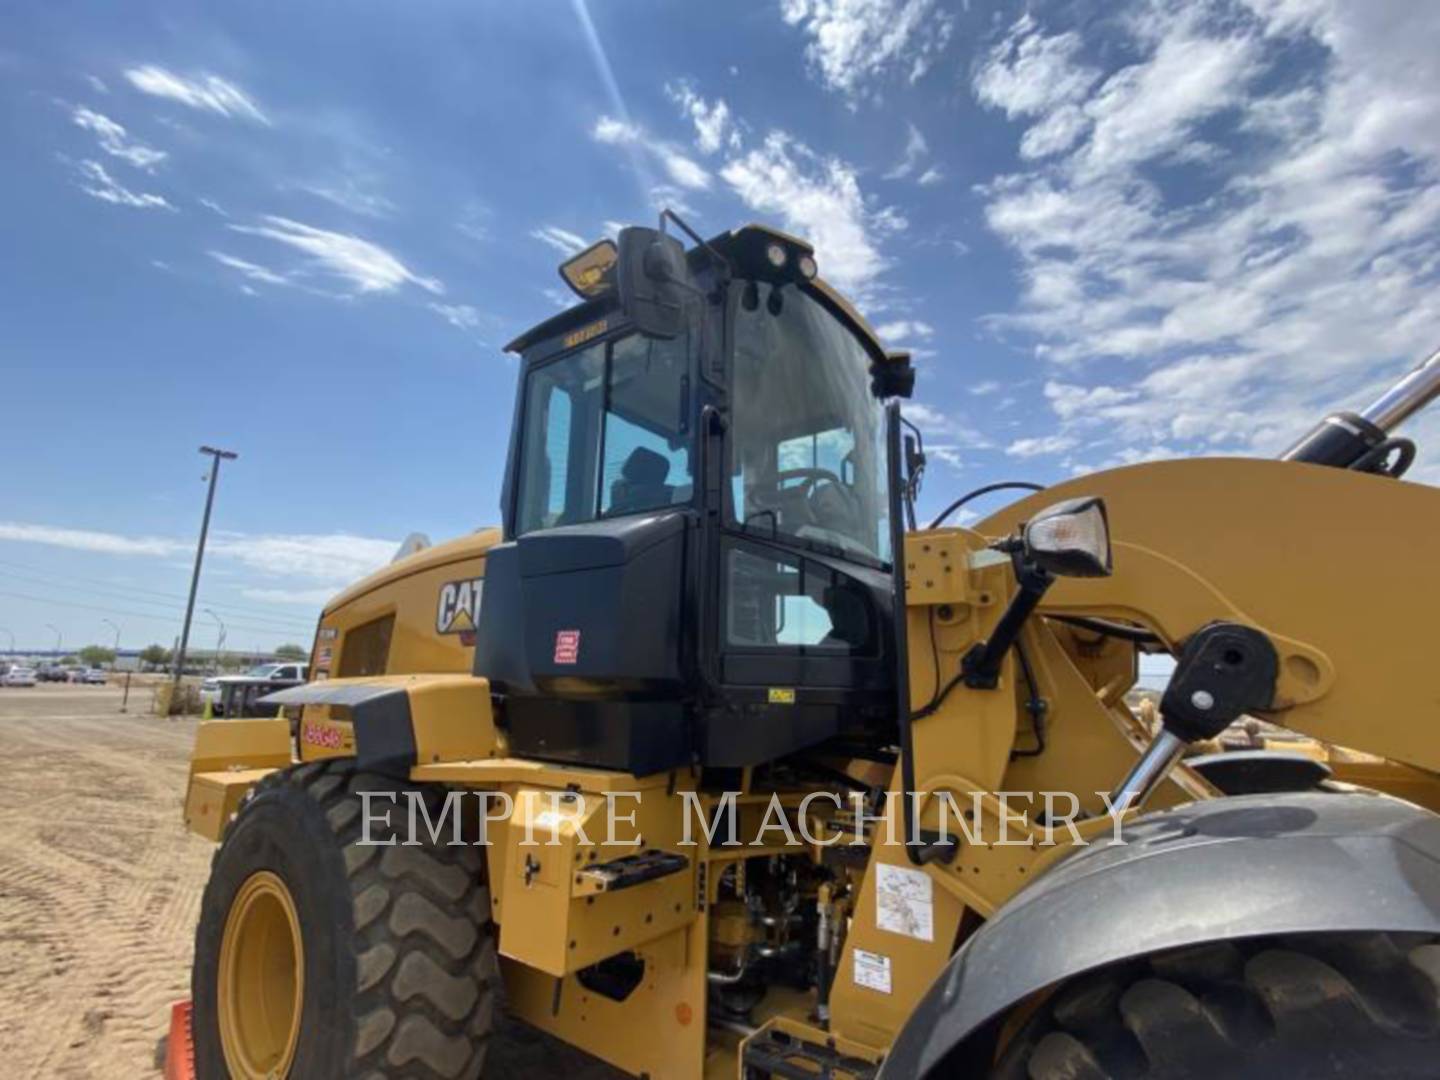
(776, 467, 865, 528)
(776, 467, 845, 495)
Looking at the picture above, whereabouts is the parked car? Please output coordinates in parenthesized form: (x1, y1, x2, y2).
(3, 667, 38, 687)
(36, 665, 69, 682)
(81, 668, 108, 685)
(200, 662, 308, 716)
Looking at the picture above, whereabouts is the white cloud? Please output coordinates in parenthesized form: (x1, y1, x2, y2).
(0, 522, 180, 557)
(883, 122, 929, 179)
(904, 400, 997, 470)
(969, 380, 1002, 396)
(72, 107, 166, 170)
(917, 166, 943, 186)
(209, 251, 288, 286)
(926, 446, 967, 471)
(1043, 380, 1138, 421)
(1006, 433, 1078, 458)
(903, 402, 993, 448)
(530, 225, 589, 257)
(592, 114, 711, 191)
(592, 116, 638, 144)
(587, 85, 904, 304)
(74, 160, 172, 209)
(666, 81, 740, 154)
(241, 587, 338, 606)
(1079, 16, 1260, 176)
(124, 65, 269, 125)
(973, 0, 1440, 470)
(659, 149, 710, 191)
(720, 131, 902, 296)
(230, 216, 441, 294)
(542, 286, 574, 310)
(780, 0, 955, 98)
(974, 15, 1098, 124)
(0, 520, 396, 584)
(875, 319, 934, 342)
(297, 179, 395, 218)
(428, 302, 482, 331)
(209, 532, 397, 583)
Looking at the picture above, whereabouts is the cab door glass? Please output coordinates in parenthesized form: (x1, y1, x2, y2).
(515, 343, 604, 534)
(601, 334, 693, 515)
(724, 542, 875, 653)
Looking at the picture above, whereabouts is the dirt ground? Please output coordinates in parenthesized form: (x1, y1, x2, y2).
(0, 682, 619, 1079)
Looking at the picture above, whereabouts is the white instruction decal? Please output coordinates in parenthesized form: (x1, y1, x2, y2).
(853, 948, 892, 994)
(875, 862, 934, 942)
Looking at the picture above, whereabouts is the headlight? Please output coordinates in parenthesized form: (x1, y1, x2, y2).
(765, 242, 788, 269)
(1023, 496, 1112, 578)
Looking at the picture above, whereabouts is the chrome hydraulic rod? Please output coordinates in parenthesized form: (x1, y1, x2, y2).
(1108, 729, 1187, 814)
(1282, 345, 1440, 466)
(1357, 345, 1440, 433)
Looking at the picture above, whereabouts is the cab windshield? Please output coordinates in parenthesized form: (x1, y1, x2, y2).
(730, 282, 890, 565)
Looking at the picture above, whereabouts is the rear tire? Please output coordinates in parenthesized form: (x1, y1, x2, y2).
(992, 932, 1440, 1079)
(192, 760, 496, 1079)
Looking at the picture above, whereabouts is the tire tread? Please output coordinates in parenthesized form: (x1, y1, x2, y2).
(996, 932, 1440, 1080)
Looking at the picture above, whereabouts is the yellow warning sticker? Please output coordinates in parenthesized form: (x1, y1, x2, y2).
(768, 687, 796, 705)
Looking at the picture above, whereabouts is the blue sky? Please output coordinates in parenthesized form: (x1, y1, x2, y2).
(2, 0, 1438, 654)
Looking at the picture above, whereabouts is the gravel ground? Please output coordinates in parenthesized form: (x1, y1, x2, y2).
(0, 682, 621, 1078)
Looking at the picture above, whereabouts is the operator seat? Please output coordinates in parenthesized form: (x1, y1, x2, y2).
(610, 447, 674, 514)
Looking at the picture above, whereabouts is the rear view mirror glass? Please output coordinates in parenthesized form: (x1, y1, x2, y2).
(616, 226, 690, 339)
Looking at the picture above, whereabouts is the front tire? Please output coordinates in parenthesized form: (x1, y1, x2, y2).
(192, 761, 496, 1078)
(993, 932, 1440, 1079)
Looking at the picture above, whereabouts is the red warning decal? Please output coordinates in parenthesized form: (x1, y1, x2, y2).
(554, 629, 581, 664)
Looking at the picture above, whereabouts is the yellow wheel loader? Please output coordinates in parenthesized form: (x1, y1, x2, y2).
(182, 216, 1440, 1079)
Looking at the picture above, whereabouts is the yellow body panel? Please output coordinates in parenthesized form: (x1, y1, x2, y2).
(494, 786, 695, 977)
(314, 529, 498, 678)
(503, 920, 708, 1079)
(185, 769, 277, 841)
(189, 718, 292, 774)
(982, 457, 1440, 774)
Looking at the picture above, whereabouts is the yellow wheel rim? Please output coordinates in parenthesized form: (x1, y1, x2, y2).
(218, 870, 305, 1079)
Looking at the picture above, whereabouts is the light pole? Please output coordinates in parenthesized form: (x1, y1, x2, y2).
(45, 623, 62, 656)
(102, 619, 121, 669)
(204, 608, 226, 672)
(173, 446, 238, 688)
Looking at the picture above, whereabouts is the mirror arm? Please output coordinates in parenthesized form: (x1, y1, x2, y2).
(961, 554, 1053, 690)
(660, 209, 734, 282)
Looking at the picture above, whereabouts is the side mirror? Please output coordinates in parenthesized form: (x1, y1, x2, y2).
(617, 226, 690, 339)
(1023, 496, 1112, 578)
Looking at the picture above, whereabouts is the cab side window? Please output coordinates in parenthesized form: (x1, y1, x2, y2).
(724, 541, 876, 654)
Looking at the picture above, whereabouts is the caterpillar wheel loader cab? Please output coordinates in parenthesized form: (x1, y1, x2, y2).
(477, 220, 906, 776)
(182, 214, 1440, 1080)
